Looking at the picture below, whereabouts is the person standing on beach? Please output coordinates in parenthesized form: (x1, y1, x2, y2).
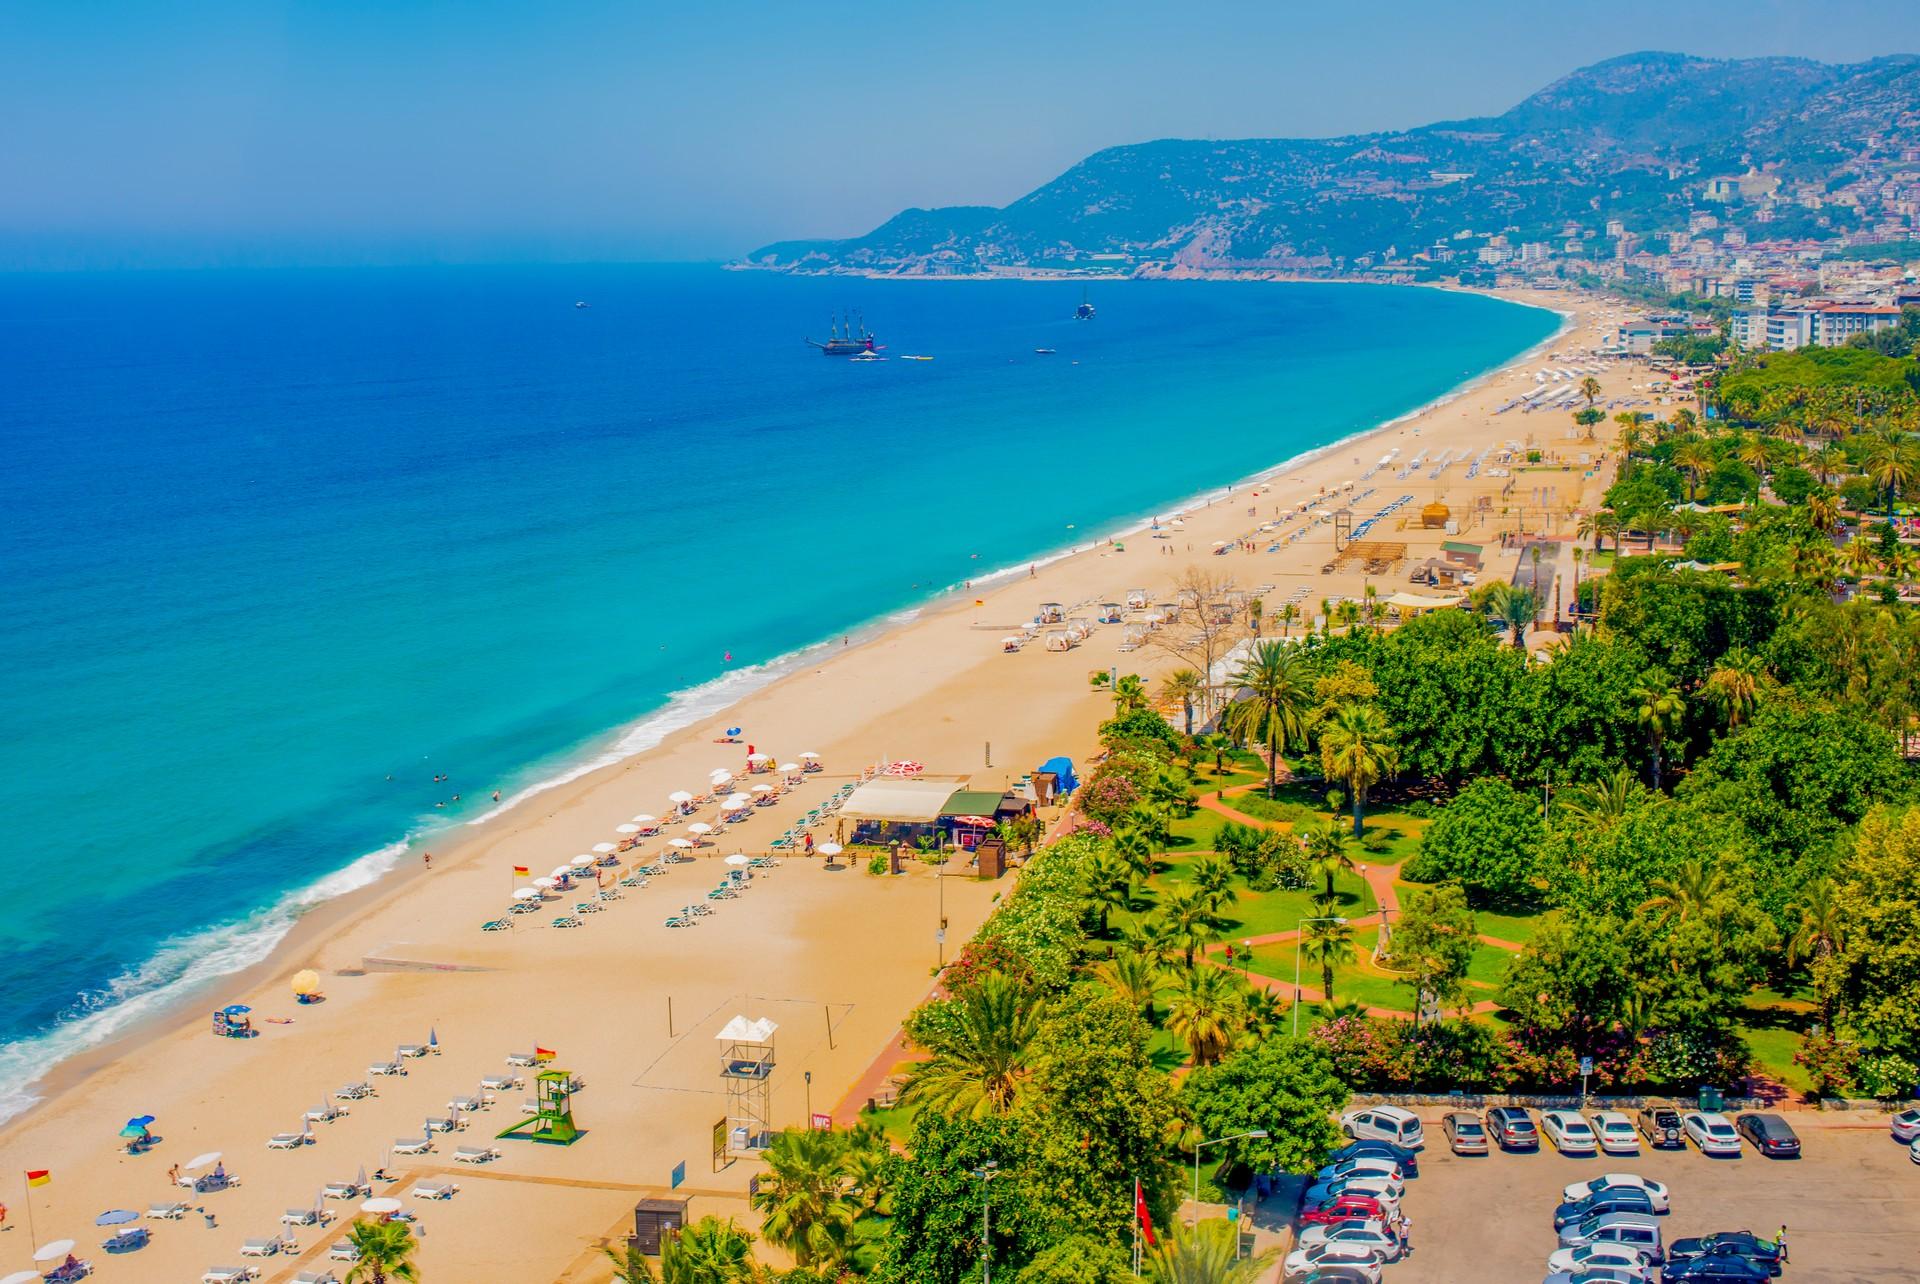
(423, 852, 432, 870)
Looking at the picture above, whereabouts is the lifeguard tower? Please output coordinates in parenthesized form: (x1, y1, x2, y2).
(497, 1069, 582, 1145)
(717, 1015, 777, 1154)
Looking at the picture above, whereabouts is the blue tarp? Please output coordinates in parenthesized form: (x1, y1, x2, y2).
(1037, 756, 1078, 794)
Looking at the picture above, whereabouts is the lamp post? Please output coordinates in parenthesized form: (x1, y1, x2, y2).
(1293, 916, 1349, 1035)
(973, 1160, 1002, 1282)
(804, 1070, 812, 1124)
(1192, 1130, 1268, 1228)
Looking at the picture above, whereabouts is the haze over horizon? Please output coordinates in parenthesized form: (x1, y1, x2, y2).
(5, 0, 1920, 270)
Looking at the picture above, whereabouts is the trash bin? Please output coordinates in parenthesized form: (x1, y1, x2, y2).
(1698, 1086, 1723, 1111)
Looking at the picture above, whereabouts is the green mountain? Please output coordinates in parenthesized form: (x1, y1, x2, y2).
(741, 51, 1920, 275)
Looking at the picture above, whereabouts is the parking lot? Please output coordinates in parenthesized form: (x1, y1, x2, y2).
(1385, 1114, 1918, 1283)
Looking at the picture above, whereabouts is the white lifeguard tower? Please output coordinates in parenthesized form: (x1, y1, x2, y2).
(717, 1015, 778, 1154)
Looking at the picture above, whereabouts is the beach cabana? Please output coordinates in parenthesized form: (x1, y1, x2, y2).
(1097, 602, 1123, 623)
(1383, 590, 1467, 618)
(1066, 617, 1093, 641)
(1125, 588, 1149, 608)
(1043, 630, 1073, 652)
(1037, 601, 1064, 623)
(1000, 635, 1023, 653)
(837, 776, 967, 845)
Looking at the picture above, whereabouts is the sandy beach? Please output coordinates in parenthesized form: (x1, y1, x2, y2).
(0, 285, 1651, 1282)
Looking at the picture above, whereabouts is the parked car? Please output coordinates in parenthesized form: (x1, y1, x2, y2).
(1314, 1156, 1405, 1186)
(1890, 1107, 1920, 1143)
(1553, 1185, 1656, 1230)
(1561, 1174, 1669, 1213)
(1543, 1271, 1647, 1284)
(1660, 1255, 1773, 1281)
(1327, 1138, 1419, 1177)
(1589, 1111, 1641, 1156)
(1298, 1193, 1388, 1227)
(1545, 1242, 1657, 1278)
(1636, 1104, 1685, 1149)
(1733, 1113, 1800, 1158)
(1282, 1241, 1386, 1283)
(1682, 1112, 1743, 1157)
(1542, 1109, 1601, 1156)
(1301, 1176, 1402, 1213)
(1666, 1231, 1783, 1275)
(1295, 1219, 1404, 1262)
(1487, 1105, 1540, 1151)
(1911, 1136, 1920, 1166)
(1340, 1105, 1424, 1150)
(1442, 1111, 1489, 1155)
(1556, 1212, 1664, 1264)
(1297, 1269, 1378, 1284)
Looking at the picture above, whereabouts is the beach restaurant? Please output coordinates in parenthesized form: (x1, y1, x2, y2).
(835, 776, 1030, 847)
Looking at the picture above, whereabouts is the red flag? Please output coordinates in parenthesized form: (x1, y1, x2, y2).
(534, 1046, 556, 1061)
(1134, 1177, 1156, 1247)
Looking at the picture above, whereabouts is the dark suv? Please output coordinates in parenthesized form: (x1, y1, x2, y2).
(1734, 1112, 1801, 1158)
(1638, 1104, 1685, 1149)
(1486, 1106, 1539, 1151)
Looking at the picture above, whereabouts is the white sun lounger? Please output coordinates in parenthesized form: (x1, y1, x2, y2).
(479, 1075, 519, 1092)
(504, 1051, 536, 1067)
(412, 1179, 458, 1200)
(321, 1181, 367, 1200)
(328, 1240, 359, 1261)
(391, 1136, 433, 1155)
(368, 1060, 406, 1077)
(239, 1236, 284, 1256)
(293, 1273, 341, 1284)
(306, 1102, 346, 1122)
(453, 1145, 501, 1164)
(148, 1200, 189, 1219)
(447, 1095, 484, 1113)
(266, 1132, 308, 1149)
(203, 1268, 259, 1283)
(281, 1206, 333, 1226)
(335, 1082, 373, 1100)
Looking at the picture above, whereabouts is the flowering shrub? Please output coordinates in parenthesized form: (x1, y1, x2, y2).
(1080, 772, 1141, 825)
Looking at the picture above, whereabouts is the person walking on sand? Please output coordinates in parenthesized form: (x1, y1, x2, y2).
(1777, 1226, 1788, 1264)
(423, 852, 432, 870)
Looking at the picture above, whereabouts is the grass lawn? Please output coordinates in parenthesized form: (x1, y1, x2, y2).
(1472, 906, 1550, 946)
(1739, 1024, 1812, 1095)
(1240, 927, 1519, 1013)
(1133, 849, 1378, 940)
(860, 1097, 922, 1147)
(1167, 808, 1229, 852)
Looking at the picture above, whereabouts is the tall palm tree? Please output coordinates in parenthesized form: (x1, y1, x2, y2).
(1734, 432, 1773, 478)
(1671, 440, 1713, 500)
(1224, 640, 1313, 798)
(1161, 668, 1207, 736)
(1084, 848, 1137, 934)
(1166, 964, 1242, 1066)
(1277, 602, 1300, 638)
(1319, 702, 1400, 837)
(1576, 509, 1621, 552)
(1579, 375, 1602, 408)
(1479, 582, 1541, 649)
(1864, 431, 1919, 511)
(1302, 909, 1356, 1002)
(1121, 914, 1182, 972)
(900, 973, 1044, 1117)
(1193, 732, 1234, 778)
(1298, 817, 1355, 901)
(604, 1238, 661, 1283)
(1840, 535, 1881, 579)
(1803, 491, 1842, 534)
(1095, 951, 1162, 1020)
(660, 1217, 760, 1284)
(1189, 852, 1238, 911)
(1145, 1220, 1280, 1284)
(1631, 680, 1684, 791)
(1702, 650, 1767, 728)
(1785, 538, 1839, 593)
(1113, 824, 1157, 881)
(1640, 858, 1729, 928)
(1557, 766, 1639, 831)
(345, 1223, 420, 1284)
(1112, 674, 1150, 716)
(1787, 877, 1845, 1027)
(751, 1128, 857, 1270)
(1157, 882, 1228, 969)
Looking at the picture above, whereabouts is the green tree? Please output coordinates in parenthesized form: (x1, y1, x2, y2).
(344, 1222, 420, 1284)
(1478, 581, 1541, 649)
(751, 1128, 858, 1271)
(1817, 806, 1920, 1064)
(869, 1113, 1052, 1284)
(901, 973, 1046, 1118)
(659, 1218, 761, 1284)
(1083, 848, 1137, 935)
(1161, 669, 1207, 736)
(1301, 901, 1356, 1001)
(1223, 640, 1313, 798)
(1630, 678, 1684, 791)
(1298, 817, 1355, 902)
(1180, 1035, 1348, 1176)
(1556, 766, 1645, 832)
(1144, 1220, 1280, 1284)
(1015, 1236, 1135, 1284)
(1094, 951, 1161, 1021)
(1156, 882, 1229, 969)
(604, 1238, 661, 1283)
(1389, 884, 1478, 1013)
(1701, 649, 1768, 728)
(1318, 702, 1400, 837)
(1166, 964, 1243, 1066)
(1404, 776, 1543, 906)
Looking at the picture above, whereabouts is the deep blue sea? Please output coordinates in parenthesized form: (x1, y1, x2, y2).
(0, 265, 1556, 1115)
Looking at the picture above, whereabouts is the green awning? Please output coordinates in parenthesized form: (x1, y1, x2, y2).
(939, 790, 1007, 818)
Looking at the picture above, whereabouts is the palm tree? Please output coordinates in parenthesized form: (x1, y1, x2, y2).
(1189, 852, 1238, 911)
(1558, 766, 1639, 831)
(1193, 732, 1234, 779)
(1239, 984, 1285, 1037)
(1277, 602, 1300, 638)
(1121, 914, 1182, 972)
(1084, 848, 1137, 934)
(1166, 964, 1242, 1065)
(1840, 535, 1881, 579)
(1479, 582, 1540, 649)
(344, 1222, 420, 1284)
(1157, 882, 1228, 968)
(604, 1238, 661, 1283)
(751, 1128, 857, 1270)
(1112, 673, 1150, 716)
(1095, 951, 1162, 1020)
(1864, 431, 1919, 510)
(1302, 909, 1356, 1002)
(1785, 538, 1839, 593)
(1804, 491, 1842, 534)
(1145, 1220, 1279, 1284)
(1631, 680, 1684, 791)
(1734, 432, 1773, 478)
(1318, 702, 1400, 837)
(1297, 817, 1355, 901)
(1161, 668, 1207, 736)
(1640, 858, 1729, 928)
(900, 973, 1044, 1117)
(1702, 650, 1767, 728)
(1787, 877, 1845, 1026)
(1576, 509, 1621, 552)
(1224, 640, 1313, 798)
(1671, 439, 1713, 500)
(1113, 824, 1157, 881)
(1579, 375, 1602, 408)
(660, 1217, 760, 1283)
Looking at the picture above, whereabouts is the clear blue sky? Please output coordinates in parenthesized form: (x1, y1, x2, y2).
(3, 0, 1916, 268)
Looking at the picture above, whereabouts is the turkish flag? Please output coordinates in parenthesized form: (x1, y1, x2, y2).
(1135, 1177, 1157, 1247)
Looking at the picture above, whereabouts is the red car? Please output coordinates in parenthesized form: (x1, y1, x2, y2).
(1298, 1193, 1387, 1226)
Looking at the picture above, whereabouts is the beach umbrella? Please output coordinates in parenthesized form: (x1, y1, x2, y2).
(800, 751, 819, 760)
(668, 790, 693, 804)
(816, 842, 843, 857)
(570, 855, 594, 869)
(514, 887, 541, 901)
(360, 1197, 402, 1216)
(725, 727, 742, 737)
(615, 824, 640, 834)
(94, 1210, 139, 1226)
(883, 760, 923, 777)
(222, 1004, 251, 1016)
(0, 1271, 41, 1284)
(751, 783, 775, 794)
(668, 838, 694, 850)
(721, 795, 752, 812)
(185, 1151, 222, 1170)
(778, 763, 798, 773)
(687, 822, 713, 836)
(709, 769, 733, 783)
(724, 854, 750, 867)
(292, 969, 321, 996)
(746, 752, 770, 763)
(592, 842, 617, 853)
(550, 865, 574, 878)
(631, 814, 656, 825)
(31, 1242, 74, 1263)
(532, 877, 557, 890)
(118, 1123, 147, 1138)
(429, 1027, 438, 1051)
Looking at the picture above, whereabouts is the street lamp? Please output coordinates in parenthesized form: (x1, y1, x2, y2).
(804, 1070, 812, 1124)
(1293, 916, 1349, 1036)
(972, 1160, 1002, 1282)
(1192, 1130, 1268, 1228)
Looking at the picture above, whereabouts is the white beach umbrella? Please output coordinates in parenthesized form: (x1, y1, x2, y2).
(724, 854, 750, 867)
(31, 1242, 74, 1263)
(360, 1197, 402, 1216)
(592, 842, 617, 853)
(720, 795, 752, 812)
(631, 813, 656, 824)
(778, 763, 799, 773)
(751, 784, 775, 795)
(746, 752, 770, 763)
(185, 1151, 222, 1170)
(1, 1270, 43, 1284)
(615, 824, 640, 834)
(533, 877, 557, 890)
(550, 865, 574, 879)
(570, 855, 595, 869)
(688, 822, 713, 836)
(709, 768, 734, 782)
(668, 838, 694, 850)
(514, 888, 541, 901)
(668, 790, 694, 804)
(800, 752, 820, 760)
(816, 842, 843, 857)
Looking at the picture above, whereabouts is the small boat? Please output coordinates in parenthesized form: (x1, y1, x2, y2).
(1075, 287, 1095, 320)
(849, 350, 886, 362)
(574, 301, 590, 309)
(901, 354, 933, 361)
(1034, 348, 1057, 355)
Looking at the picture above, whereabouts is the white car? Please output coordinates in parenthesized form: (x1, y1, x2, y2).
(1682, 1111, 1742, 1156)
(1542, 1109, 1600, 1155)
(1283, 1241, 1385, 1282)
(1340, 1104, 1425, 1149)
(1590, 1111, 1641, 1156)
(1891, 1107, 1920, 1143)
(1561, 1174, 1670, 1213)
(1314, 1156, 1405, 1185)
(1545, 1242, 1656, 1278)
(1297, 1219, 1405, 1262)
(1909, 1136, 1919, 1166)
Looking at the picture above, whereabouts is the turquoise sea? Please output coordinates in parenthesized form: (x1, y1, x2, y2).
(0, 265, 1557, 1116)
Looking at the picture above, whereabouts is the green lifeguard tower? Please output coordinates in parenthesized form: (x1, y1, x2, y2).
(498, 1069, 583, 1146)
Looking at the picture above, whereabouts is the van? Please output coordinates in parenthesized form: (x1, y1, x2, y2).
(1340, 1106, 1424, 1150)
(1557, 1211, 1664, 1265)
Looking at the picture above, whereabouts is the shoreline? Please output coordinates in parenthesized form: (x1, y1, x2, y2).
(0, 283, 1578, 1131)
